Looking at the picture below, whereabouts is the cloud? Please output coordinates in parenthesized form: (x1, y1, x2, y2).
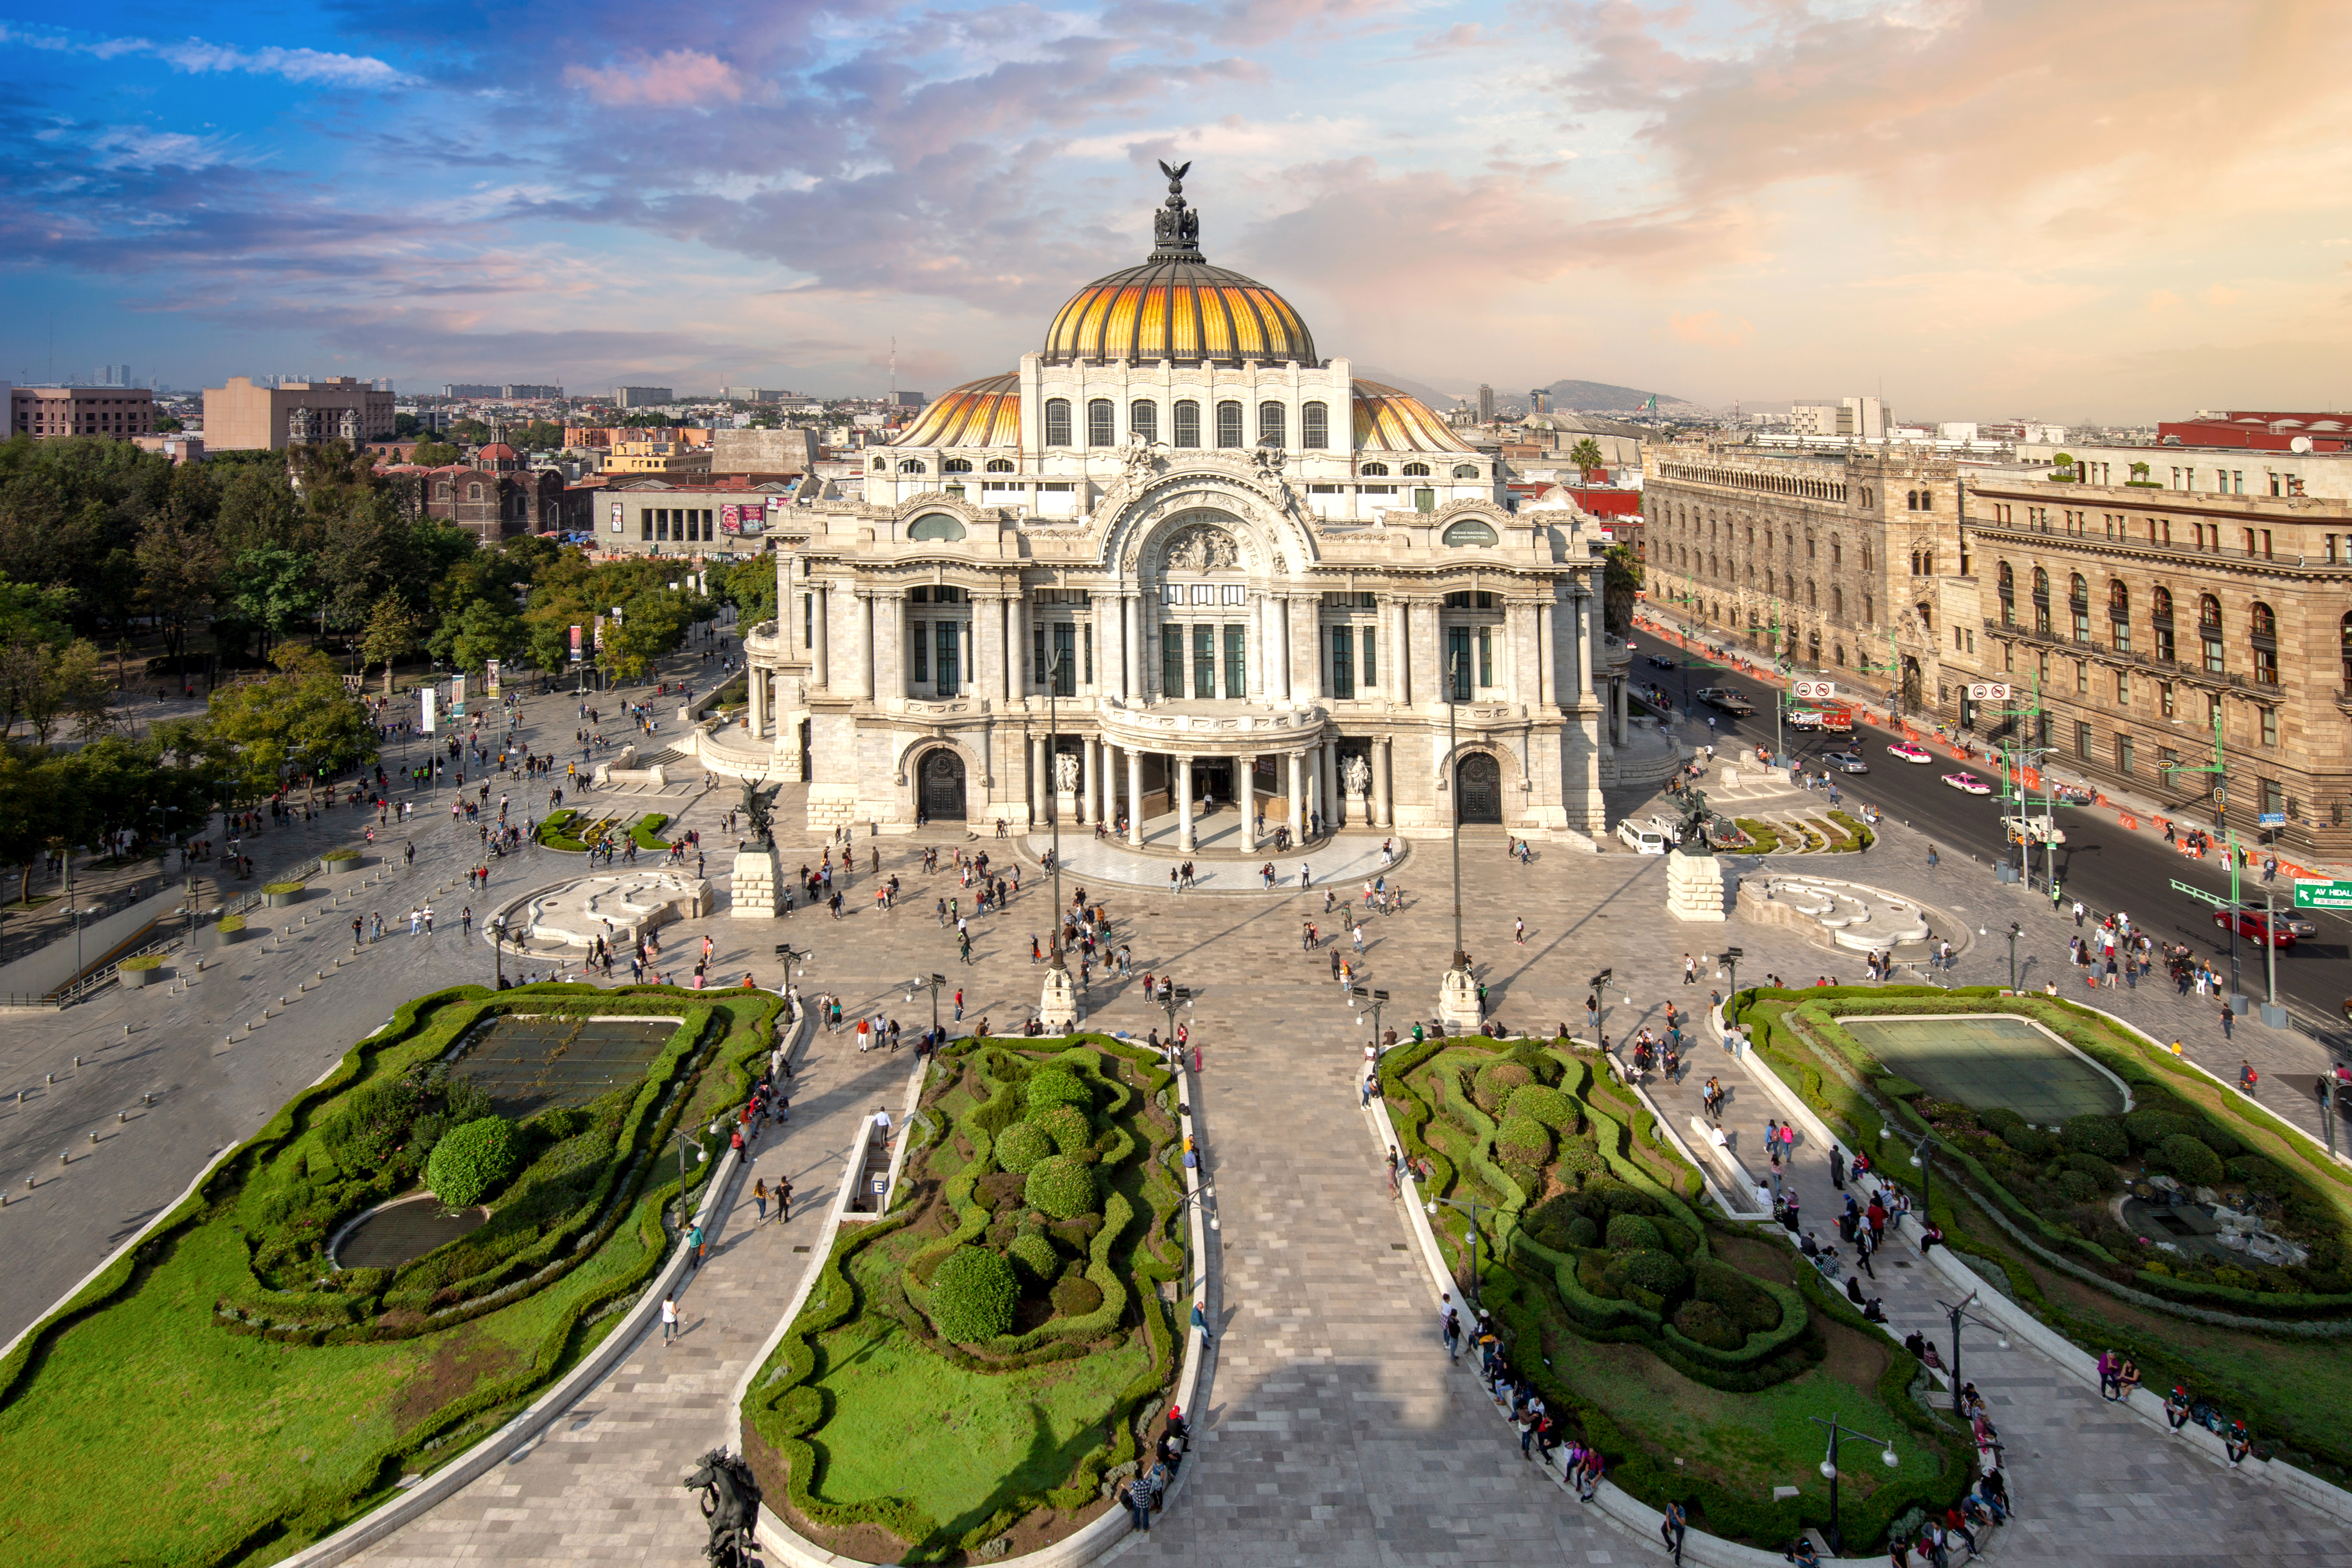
(2145, 289, 2184, 313)
(35, 123, 252, 171)
(1668, 310, 1752, 349)
(2204, 283, 2243, 307)
(564, 50, 753, 106)
(0, 23, 416, 88)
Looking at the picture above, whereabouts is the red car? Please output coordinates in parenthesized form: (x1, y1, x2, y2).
(2213, 908, 2296, 949)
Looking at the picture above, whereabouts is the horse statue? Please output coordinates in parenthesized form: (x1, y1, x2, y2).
(1675, 788, 1717, 855)
(683, 1447, 763, 1567)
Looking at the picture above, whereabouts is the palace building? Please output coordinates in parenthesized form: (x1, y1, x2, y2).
(698, 169, 1650, 843)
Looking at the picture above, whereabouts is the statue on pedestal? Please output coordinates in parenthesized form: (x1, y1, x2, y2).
(1341, 752, 1371, 801)
(739, 777, 779, 847)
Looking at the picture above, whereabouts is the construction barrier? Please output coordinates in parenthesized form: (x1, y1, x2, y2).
(2121, 814, 2138, 830)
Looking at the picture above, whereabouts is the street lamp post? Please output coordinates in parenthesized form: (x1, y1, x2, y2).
(1884, 1121, 1936, 1220)
(1426, 1191, 1490, 1304)
(2165, 705, 2244, 1008)
(1349, 986, 1392, 1058)
(488, 913, 507, 988)
(673, 1122, 716, 1226)
(1807, 1413, 1900, 1555)
(1039, 650, 1077, 1032)
(1722, 947, 1742, 1001)
(1438, 653, 1478, 1031)
(905, 971, 947, 1039)
(1157, 984, 1195, 1057)
(772, 942, 811, 999)
(1934, 1287, 2009, 1417)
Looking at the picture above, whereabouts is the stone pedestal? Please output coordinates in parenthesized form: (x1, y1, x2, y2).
(730, 846, 780, 919)
(1437, 964, 1482, 1032)
(1038, 962, 1080, 1033)
(1666, 849, 1729, 922)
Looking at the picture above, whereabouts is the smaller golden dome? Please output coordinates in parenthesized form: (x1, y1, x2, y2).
(892, 373, 1020, 447)
(1352, 382, 1476, 453)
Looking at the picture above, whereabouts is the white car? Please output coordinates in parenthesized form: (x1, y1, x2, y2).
(1887, 741, 1932, 763)
(1942, 772, 1993, 795)
(1617, 821, 1669, 855)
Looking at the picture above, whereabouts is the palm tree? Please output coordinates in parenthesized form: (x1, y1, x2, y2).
(1569, 437, 1605, 478)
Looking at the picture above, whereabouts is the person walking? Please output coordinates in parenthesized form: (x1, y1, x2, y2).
(752, 1178, 769, 1222)
(1441, 1294, 1462, 1361)
(1662, 1500, 1688, 1566)
(660, 1292, 680, 1345)
(2220, 1006, 2234, 1041)
(2239, 1058, 2258, 1097)
(776, 1176, 793, 1222)
(688, 1222, 706, 1270)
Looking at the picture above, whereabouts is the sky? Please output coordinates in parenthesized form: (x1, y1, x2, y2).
(4, 0, 2350, 422)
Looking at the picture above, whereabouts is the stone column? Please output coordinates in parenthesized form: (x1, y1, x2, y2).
(1537, 593, 1555, 710)
(1237, 753, 1256, 851)
(1011, 591, 1029, 697)
(1318, 743, 1338, 829)
(1397, 598, 1414, 704)
(1287, 751, 1306, 843)
(748, 662, 767, 736)
(1127, 747, 1145, 847)
(1082, 735, 1099, 824)
(1119, 595, 1137, 701)
(1575, 590, 1596, 699)
(961, 618, 975, 698)
(1373, 736, 1392, 827)
(897, 592, 913, 700)
(1615, 675, 1629, 743)
(811, 586, 830, 690)
(1272, 596, 1293, 700)
(1031, 733, 1047, 825)
(1177, 756, 1196, 851)
(853, 591, 875, 700)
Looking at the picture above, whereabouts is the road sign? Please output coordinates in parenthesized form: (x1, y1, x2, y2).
(1792, 680, 1837, 700)
(2170, 879, 2229, 910)
(2294, 879, 2352, 911)
(2258, 812, 2286, 827)
(1965, 682, 2013, 700)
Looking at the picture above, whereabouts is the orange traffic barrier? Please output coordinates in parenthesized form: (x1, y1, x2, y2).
(2121, 814, 2138, 830)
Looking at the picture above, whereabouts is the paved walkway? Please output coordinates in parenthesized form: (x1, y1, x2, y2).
(353, 1018, 912, 1568)
(1024, 817, 1412, 895)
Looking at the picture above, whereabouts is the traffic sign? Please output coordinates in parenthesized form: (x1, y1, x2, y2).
(1792, 680, 1837, 700)
(2258, 812, 2287, 827)
(1965, 683, 2013, 701)
(2170, 879, 2230, 910)
(2294, 879, 2352, 911)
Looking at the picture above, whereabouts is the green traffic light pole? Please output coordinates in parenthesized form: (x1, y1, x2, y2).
(2164, 703, 2253, 1016)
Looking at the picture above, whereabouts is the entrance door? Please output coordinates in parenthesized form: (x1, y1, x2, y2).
(1901, 656, 1924, 712)
(1455, 753, 1502, 824)
(918, 748, 967, 820)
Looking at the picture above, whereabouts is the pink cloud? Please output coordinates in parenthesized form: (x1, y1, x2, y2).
(564, 49, 749, 107)
(1668, 310, 1752, 349)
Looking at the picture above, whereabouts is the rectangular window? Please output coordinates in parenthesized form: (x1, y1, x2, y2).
(1257, 400, 1285, 448)
(803, 592, 813, 649)
(1044, 398, 1071, 446)
(1224, 623, 1246, 698)
(1361, 627, 1376, 688)
(2117, 734, 2135, 776)
(1415, 488, 1436, 512)
(1302, 401, 1328, 449)
(2159, 681, 2174, 717)
(2202, 632, 2224, 675)
(2115, 670, 2129, 706)
(641, 511, 654, 541)
(1190, 584, 1213, 604)
(1215, 400, 1243, 449)
(936, 621, 959, 695)
(1130, 400, 1157, 443)
(1052, 622, 1076, 695)
(2075, 659, 2088, 696)
(1447, 626, 1472, 700)
(2153, 625, 2174, 662)
(2261, 707, 2278, 747)
(2075, 720, 2092, 759)
(2262, 778, 2284, 816)
(912, 620, 928, 684)
(1330, 625, 1355, 700)
(1162, 626, 1183, 697)
(1033, 623, 1045, 688)
(1083, 623, 1094, 685)
(1193, 623, 1216, 698)
(1173, 400, 1200, 447)
(2112, 619, 2129, 654)
(1478, 626, 1493, 688)
(1222, 584, 1246, 605)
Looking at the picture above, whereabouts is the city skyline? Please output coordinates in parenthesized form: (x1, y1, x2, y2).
(4, 0, 2347, 420)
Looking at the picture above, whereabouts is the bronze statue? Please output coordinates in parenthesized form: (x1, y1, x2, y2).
(739, 777, 780, 848)
(683, 1448, 762, 1568)
(1676, 789, 1716, 855)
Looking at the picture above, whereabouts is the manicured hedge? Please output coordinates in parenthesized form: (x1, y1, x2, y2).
(928, 1245, 1018, 1342)
(425, 1117, 519, 1207)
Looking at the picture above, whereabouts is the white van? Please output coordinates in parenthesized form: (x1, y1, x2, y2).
(1616, 821, 1669, 855)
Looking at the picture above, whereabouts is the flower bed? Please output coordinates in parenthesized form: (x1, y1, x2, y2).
(0, 983, 782, 1565)
(741, 1035, 1184, 1562)
(1380, 1034, 1962, 1550)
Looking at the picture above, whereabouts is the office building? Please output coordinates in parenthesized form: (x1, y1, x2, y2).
(614, 386, 675, 409)
(12, 385, 157, 440)
(204, 376, 394, 450)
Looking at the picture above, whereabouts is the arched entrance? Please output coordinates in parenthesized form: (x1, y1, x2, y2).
(917, 748, 967, 821)
(1901, 656, 1923, 711)
(1455, 753, 1502, 824)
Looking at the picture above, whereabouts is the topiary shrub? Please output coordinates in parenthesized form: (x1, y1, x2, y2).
(1472, 1061, 1532, 1114)
(2159, 1133, 2224, 1188)
(1024, 1067, 1092, 1114)
(1507, 1084, 1580, 1133)
(1554, 1138, 1605, 1185)
(2061, 1113, 2128, 1162)
(1524, 1194, 1584, 1251)
(1693, 1260, 1781, 1333)
(321, 1077, 425, 1171)
(1496, 1115, 1553, 1168)
(1671, 1298, 1743, 1351)
(2225, 1154, 2290, 1195)
(425, 1116, 518, 1207)
(1607, 1248, 1690, 1301)
(2056, 1169, 2104, 1205)
(1567, 1213, 1600, 1248)
(995, 1122, 1052, 1174)
(1024, 1154, 1099, 1219)
(1589, 1179, 1656, 1216)
(2124, 1109, 2190, 1151)
(1027, 1102, 1092, 1156)
(1605, 1212, 1664, 1253)
(1050, 1275, 1104, 1318)
(2061, 1152, 2121, 1194)
(1007, 1231, 1061, 1290)
(2193, 1122, 2246, 1159)
(928, 1245, 1018, 1343)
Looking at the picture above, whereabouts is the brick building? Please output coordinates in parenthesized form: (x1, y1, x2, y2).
(11, 385, 156, 440)
(395, 445, 564, 543)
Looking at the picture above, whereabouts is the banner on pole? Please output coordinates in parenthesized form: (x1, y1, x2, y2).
(485, 659, 501, 697)
(421, 687, 437, 734)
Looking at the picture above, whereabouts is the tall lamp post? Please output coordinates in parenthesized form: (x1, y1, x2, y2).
(1981, 921, 2022, 990)
(905, 971, 947, 1039)
(1426, 1191, 1491, 1304)
(1883, 1121, 1937, 1218)
(488, 912, 508, 988)
(1807, 1412, 1900, 1554)
(2166, 704, 2247, 1011)
(1349, 985, 1392, 1058)
(772, 942, 812, 999)
(1933, 1287, 2009, 1416)
(1039, 650, 1078, 1032)
(673, 1121, 717, 1225)
(1157, 984, 1195, 1056)
(1438, 653, 1479, 1032)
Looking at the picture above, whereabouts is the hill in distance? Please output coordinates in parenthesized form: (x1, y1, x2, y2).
(1351, 367, 1691, 414)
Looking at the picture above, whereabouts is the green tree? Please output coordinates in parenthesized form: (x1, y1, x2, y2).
(135, 502, 224, 682)
(8, 638, 114, 746)
(1569, 437, 1605, 474)
(204, 646, 377, 806)
(224, 546, 318, 666)
(445, 598, 526, 674)
(412, 440, 462, 467)
(1602, 543, 1641, 636)
(0, 748, 72, 904)
(358, 594, 424, 694)
(712, 558, 776, 625)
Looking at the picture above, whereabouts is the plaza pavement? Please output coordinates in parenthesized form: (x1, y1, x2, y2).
(5, 681, 2352, 1563)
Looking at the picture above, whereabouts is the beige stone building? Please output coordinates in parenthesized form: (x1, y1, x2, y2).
(11, 385, 155, 440)
(203, 375, 394, 450)
(1949, 476, 2352, 858)
(688, 171, 1659, 841)
(1640, 441, 1972, 716)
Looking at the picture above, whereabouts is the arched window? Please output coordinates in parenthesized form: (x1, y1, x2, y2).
(1906, 491, 1918, 510)
(1172, 400, 1200, 448)
(2068, 572, 2087, 603)
(898, 459, 927, 474)
(1441, 519, 1498, 547)
(1361, 462, 1390, 477)
(2341, 612, 2352, 688)
(2067, 574, 2089, 640)
(1129, 399, 1158, 444)
(468, 483, 483, 500)
(2198, 593, 2222, 629)
(1087, 398, 1115, 447)
(2152, 585, 2173, 619)
(1997, 560, 2014, 593)
(1452, 463, 1478, 479)
(2199, 594, 2224, 673)
(2251, 601, 2276, 638)
(1917, 601, 1934, 632)
(907, 512, 966, 542)
(2251, 601, 2278, 685)
(1831, 586, 1844, 616)
(1215, 400, 1243, 448)
(871, 457, 886, 472)
(1402, 461, 1431, 476)
(2108, 579, 2131, 652)
(1256, 400, 1285, 447)
(1044, 398, 1072, 446)
(985, 458, 1015, 473)
(943, 457, 972, 473)
(436, 484, 451, 500)
(1920, 489, 1933, 511)
(1301, 401, 1328, 449)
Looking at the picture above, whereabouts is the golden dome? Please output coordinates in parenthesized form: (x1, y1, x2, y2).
(893, 373, 1020, 447)
(1041, 164, 1317, 367)
(1352, 381, 1476, 452)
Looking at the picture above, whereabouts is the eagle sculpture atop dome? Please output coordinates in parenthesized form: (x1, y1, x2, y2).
(1150, 159, 1202, 262)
